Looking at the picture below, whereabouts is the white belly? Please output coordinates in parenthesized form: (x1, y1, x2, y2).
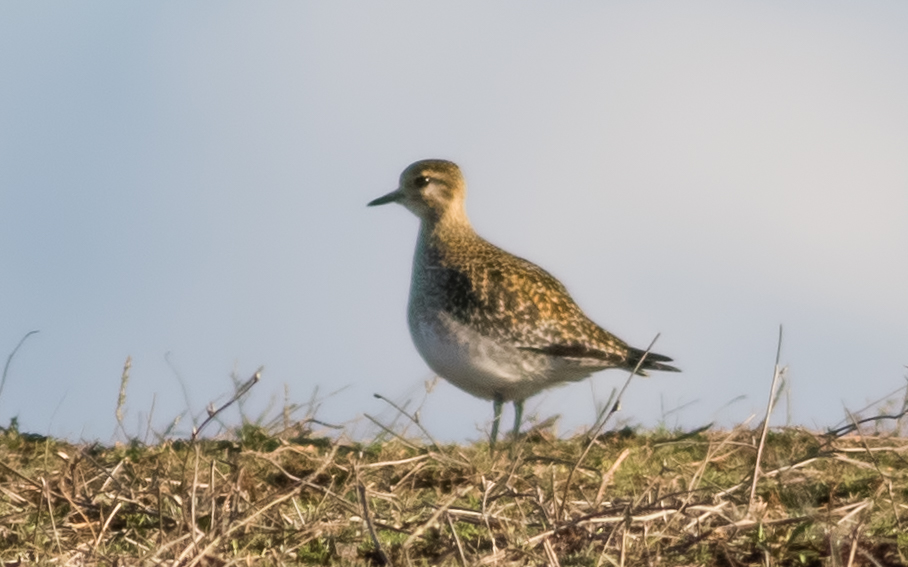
(408, 310, 598, 402)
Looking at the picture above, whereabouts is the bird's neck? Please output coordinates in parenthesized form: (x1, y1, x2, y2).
(415, 209, 477, 267)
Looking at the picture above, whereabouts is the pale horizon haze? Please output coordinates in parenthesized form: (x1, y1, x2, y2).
(2, 2, 907, 442)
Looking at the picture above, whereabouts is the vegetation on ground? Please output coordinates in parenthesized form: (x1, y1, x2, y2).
(1, 416, 907, 566)
(2, 340, 906, 565)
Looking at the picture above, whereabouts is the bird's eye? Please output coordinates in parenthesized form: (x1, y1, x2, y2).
(414, 176, 431, 188)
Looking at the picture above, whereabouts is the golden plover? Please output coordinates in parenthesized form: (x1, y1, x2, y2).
(369, 159, 679, 445)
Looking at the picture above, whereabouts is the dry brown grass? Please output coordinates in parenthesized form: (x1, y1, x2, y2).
(1, 419, 907, 566)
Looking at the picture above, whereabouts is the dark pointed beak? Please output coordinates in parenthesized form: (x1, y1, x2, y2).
(367, 188, 403, 207)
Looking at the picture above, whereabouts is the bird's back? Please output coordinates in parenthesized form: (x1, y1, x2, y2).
(410, 224, 673, 374)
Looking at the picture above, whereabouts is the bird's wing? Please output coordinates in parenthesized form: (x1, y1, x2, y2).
(439, 238, 633, 364)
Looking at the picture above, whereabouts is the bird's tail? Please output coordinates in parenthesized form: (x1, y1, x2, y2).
(626, 347, 681, 376)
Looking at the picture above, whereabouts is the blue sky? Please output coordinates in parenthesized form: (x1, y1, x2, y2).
(2, 2, 907, 442)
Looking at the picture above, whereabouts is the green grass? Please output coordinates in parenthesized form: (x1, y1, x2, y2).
(1, 420, 907, 565)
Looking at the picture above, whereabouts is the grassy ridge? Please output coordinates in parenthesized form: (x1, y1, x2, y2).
(1, 422, 907, 566)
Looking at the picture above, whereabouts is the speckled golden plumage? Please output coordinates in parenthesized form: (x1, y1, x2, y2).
(369, 159, 679, 446)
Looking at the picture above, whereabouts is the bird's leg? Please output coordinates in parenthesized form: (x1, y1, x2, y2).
(490, 395, 504, 449)
(512, 399, 524, 441)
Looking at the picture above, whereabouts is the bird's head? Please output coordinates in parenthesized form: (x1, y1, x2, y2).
(368, 159, 467, 224)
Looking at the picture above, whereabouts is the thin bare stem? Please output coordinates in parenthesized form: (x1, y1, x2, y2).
(358, 483, 390, 565)
(558, 333, 660, 520)
(374, 392, 442, 450)
(446, 511, 467, 566)
(0, 330, 39, 412)
(749, 324, 783, 514)
(595, 333, 661, 434)
(191, 368, 262, 441)
(364, 413, 422, 450)
(115, 356, 132, 440)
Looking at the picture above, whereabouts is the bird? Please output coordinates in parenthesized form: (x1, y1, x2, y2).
(368, 159, 679, 447)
